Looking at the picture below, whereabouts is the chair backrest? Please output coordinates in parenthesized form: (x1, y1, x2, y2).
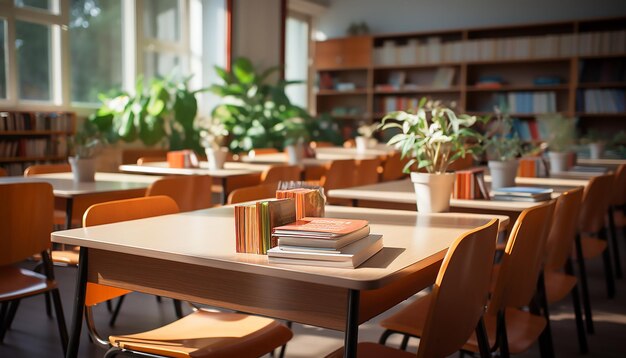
(320, 159, 357, 191)
(417, 219, 499, 358)
(488, 200, 556, 313)
(354, 158, 381, 186)
(311, 141, 334, 148)
(612, 164, 626, 206)
(145, 175, 213, 212)
(227, 183, 277, 204)
(249, 148, 279, 156)
(24, 163, 71, 176)
(137, 156, 167, 165)
(381, 151, 408, 181)
(579, 173, 614, 233)
(260, 165, 302, 184)
(83, 195, 179, 306)
(0, 167, 7, 176)
(0, 182, 54, 266)
(121, 148, 168, 164)
(343, 139, 355, 148)
(544, 187, 584, 271)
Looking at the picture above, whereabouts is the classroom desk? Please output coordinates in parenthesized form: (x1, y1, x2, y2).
(241, 151, 378, 165)
(0, 172, 160, 228)
(577, 158, 626, 167)
(315, 146, 394, 159)
(52, 205, 509, 358)
(119, 161, 268, 204)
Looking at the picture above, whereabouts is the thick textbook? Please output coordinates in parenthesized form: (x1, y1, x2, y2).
(267, 234, 383, 268)
(273, 217, 369, 238)
(276, 225, 371, 249)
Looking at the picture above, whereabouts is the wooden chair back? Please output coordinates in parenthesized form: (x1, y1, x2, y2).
(321, 159, 357, 191)
(121, 149, 168, 164)
(544, 187, 584, 271)
(82, 196, 179, 306)
(137, 156, 167, 165)
(227, 183, 277, 204)
(343, 139, 355, 148)
(260, 165, 302, 184)
(381, 151, 408, 181)
(579, 174, 614, 233)
(24, 163, 71, 176)
(0, 183, 54, 266)
(0, 167, 7, 176)
(488, 200, 556, 313)
(612, 164, 626, 206)
(146, 175, 213, 212)
(311, 141, 334, 148)
(417, 219, 499, 358)
(249, 148, 279, 156)
(355, 158, 381, 186)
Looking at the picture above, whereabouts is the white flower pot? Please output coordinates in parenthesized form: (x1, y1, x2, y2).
(205, 147, 228, 170)
(488, 159, 519, 189)
(286, 144, 304, 165)
(68, 157, 96, 182)
(589, 142, 604, 160)
(355, 136, 377, 152)
(410, 172, 456, 213)
(548, 151, 570, 173)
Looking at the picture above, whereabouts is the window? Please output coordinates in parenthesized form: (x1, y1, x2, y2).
(69, 0, 123, 104)
(285, 13, 311, 108)
(142, 0, 185, 80)
(16, 20, 52, 101)
(14, 0, 56, 13)
(0, 19, 7, 99)
(143, 0, 180, 42)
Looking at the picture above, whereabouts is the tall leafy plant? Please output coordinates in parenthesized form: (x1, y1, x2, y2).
(210, 58, 342, 153)
(89, 75, 206, 151)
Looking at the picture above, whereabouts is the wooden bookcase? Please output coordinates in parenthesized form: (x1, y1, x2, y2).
(313, 16, 626, 141)
(0, 111, 76, 175)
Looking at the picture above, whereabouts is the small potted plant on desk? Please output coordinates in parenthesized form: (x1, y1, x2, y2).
(198, 116, 230, 170)
(580, 129, 605, 160)
(380, 98, 482, 212)
(537, 114, 576, 173)
(481, 108, 523, 189)
(280, 117, 310, 165)
(355, 121, 379, 152)
(68, 126, 104, 182)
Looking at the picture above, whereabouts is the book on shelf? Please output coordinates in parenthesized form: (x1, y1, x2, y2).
(267, 234, 383, 268)
(234, 198, 296, 255)
(276, 224, 371, 249)
(518, 157, 548, 177)
(273, 217, 369, 239)
(431, 67, 456, 88)
(492, 186, 553, 202)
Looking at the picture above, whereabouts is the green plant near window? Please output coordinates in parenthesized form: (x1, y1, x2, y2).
(380, 98, 482, 174)
(479, 107, 523, 161)
(88, 75, 207, 151)
(536, 113, 576, 152)
(209, 57, 342, 153)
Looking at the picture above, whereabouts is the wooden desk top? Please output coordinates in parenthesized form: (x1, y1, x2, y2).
(119, 161, 267, 177)
(328, 179, 560, 213)
(0, 172, 160, 198)
(484, 175, 588, 189)
(241, 152, 378, 165)
(577, 158, 625, 166)
(315, 146, 394, 158)
(51, 205, 508, 290)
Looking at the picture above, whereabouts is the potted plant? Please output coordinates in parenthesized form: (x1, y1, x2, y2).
(380, 99, 482, 212)
(537, 114, 577, 173)
(480, 108, 523, 189)
(198, 116, 230, 170)
(355, 121, 379, 152)
(280, 117, 309, 164)
(68, 124, 105, 182)
(580, 129, 605, 160)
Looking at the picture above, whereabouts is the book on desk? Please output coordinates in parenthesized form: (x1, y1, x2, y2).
(492, 186, 553, 202)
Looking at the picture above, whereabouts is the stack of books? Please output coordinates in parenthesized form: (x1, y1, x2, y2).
(453, 168, 489, 200)
(267, 217, 383, 268)
(518, 157, 548, 177)
(276, 188, 325, 219)
(234, 199, 296, 254)
(492, 187, 553, 202)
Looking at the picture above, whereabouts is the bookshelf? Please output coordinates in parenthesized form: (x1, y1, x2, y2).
(0, 111, 75, 175)
(313, 16, 626, 140)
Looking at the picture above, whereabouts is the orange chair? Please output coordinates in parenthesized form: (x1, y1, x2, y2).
(0, 183, 67, 354)
(380, 200, 556, 357)
(248, 148, 279, 156)
(227, 183, 278, 204)
(81, 196, 293, 358)
(542, 187, 587, 353)
(311, 141, 334, 148)
(355, 158, 381, 186)
(343, 139, 355, 148)
(146, 175, 213, 212)
(136, 156, 167, 165)
(381, 151, 409, 182)
(121, 148, 168, 165)
(328, 219, 499, 358)
(23, 163, 71, 176)
(260, 165, 302, 184)
(574, 173, 616, 334)
(0, 167, 7, 176)
(321, 159, 357, 205)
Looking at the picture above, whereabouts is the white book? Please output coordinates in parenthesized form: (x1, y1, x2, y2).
(276, 225, 371, 249)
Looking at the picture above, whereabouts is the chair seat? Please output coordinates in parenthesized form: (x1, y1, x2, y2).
(577, 235, 607, 259)
(325, 342, 415, 358)
(544, 271, 577, 303)
(0, 266, 56, 301)
(379, 294, 431, 339)
(464, 308, 546, 354)
(109, 310, 292, 358)
(51, 250, 80, 266)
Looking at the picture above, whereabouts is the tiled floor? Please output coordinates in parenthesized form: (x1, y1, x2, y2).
(1, 245, 626, 357)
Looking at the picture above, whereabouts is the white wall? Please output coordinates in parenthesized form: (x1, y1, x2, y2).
(317, 0, 626, 38)
(232, 0, 282, 69)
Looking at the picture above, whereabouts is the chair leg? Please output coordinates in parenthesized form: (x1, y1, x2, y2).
(475, 317, 491, 358)
(399, 334, 410, 350)
(104, 347, 121, 358)
(173, 299, 183, 318)
(45, 292, 52, 318)
(575, 233, 595, 334)
(599, 228, 616, 298)
(51, 289, 68, 355)
(109, 296, 126, 327)
(4, 299, 20, 331)
(106, 300, 113, 313)
(496, 310, 510, 358)
(278, 321, 293, 358)
(0, 301, 13, 343)
(566, 259, 588, 354)
(378, 329, 394, 345)
(607, 207, 623, 279)
(534, 272, 554, 358)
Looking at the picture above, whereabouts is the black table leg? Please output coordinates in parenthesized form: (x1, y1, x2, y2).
(344, 289, 360, 358)
(65, 197, 74, 230)
(66, 247, 88, 358)
(221, 178, 227, 205)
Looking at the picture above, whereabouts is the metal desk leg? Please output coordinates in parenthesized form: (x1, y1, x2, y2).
(66, 247, 88, 358)
(221, 178, 228, 205)
(65, 197, 74, 230)
(344, 289, 360, 358)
